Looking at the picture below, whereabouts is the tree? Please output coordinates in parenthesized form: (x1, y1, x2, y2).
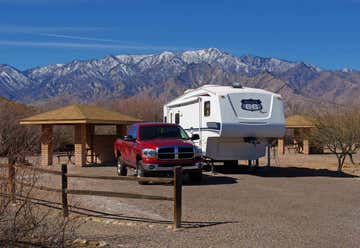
(311, 108, 360, 173)
(0, 101, 39, 162)
(106, 94, 164, 122)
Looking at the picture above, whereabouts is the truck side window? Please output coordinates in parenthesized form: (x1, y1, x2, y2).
(204, 101, 210, 117)
(128, 125, 137, 139)
(175, 113, 180, 124)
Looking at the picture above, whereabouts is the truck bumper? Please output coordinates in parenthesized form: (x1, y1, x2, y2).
(142, 162, 203, 172)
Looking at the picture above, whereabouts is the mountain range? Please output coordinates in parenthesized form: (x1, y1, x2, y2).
(1, 48, 359, 111)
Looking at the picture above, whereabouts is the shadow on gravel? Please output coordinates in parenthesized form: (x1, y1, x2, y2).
(15, 195, 235, 229)
(212, 165, 358, 178)
(70, 206, 235, 229)
(183, 173, 238, 186)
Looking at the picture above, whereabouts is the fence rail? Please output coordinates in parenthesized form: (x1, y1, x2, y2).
(16, 180, 62, 193)
(66, 173, 173, 184)
(67, 189, 173, 201)
(0, 163, 183, 229)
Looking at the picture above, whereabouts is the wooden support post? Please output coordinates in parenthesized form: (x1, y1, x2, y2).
(86, 125, 95, 164)
(61, 164, 69, 217)
(248, 160, 252, 167)
(255, 159, 259, 167)
(278, 138, 284, 156)
(303, 139, 309, 155)
(8, 163, 15, 202)
(173, 166, 182, 229)
(267, 144, 271, 167)
(41, 124, 53, 166)
(74, 124, 86, 167)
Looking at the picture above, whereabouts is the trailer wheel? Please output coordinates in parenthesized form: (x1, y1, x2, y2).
(188, 171, 202, 182)
(116, 155, 127, 176)
(137, 160, 148, 185)
(224, 160, 238, 167)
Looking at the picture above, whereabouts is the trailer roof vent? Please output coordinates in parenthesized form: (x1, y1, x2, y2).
(232, 82, 243, 88)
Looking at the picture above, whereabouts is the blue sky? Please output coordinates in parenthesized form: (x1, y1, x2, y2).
(0, 0, 360, 70)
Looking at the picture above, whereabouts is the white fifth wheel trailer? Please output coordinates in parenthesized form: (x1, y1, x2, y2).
(163, 84, 285, 165)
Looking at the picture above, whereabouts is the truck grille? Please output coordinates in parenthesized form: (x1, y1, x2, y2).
(157, 147, 175, 159)
(178, 147, 195, 159)
(157, 147, 194, 160)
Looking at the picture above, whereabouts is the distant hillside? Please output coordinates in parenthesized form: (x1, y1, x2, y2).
(0, 96, 33, 115)
(0, 95, 12, 104)
(0, 48, 359, 112)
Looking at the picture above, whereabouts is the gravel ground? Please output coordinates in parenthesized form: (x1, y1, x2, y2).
(69, 154, 359, 248)
(1, 154, 359, 247)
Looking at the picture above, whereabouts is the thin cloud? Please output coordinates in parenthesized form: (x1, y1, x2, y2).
(40, 33, 125, 43)
(0, 25, 108, 34)
(0, 40, 183, 51)
(40, 33, 164, 48)
(0, 0, 48, 3)
(0, 0, 103, 4)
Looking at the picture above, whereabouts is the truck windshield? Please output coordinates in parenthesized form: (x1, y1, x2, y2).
(139, 126, 189, 140)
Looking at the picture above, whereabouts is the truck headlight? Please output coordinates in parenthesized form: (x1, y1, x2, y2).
(194, 146, 202, 157)
(142, 148, 157, 159)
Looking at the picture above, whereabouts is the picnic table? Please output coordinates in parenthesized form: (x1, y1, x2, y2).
(55, 144, 99, 165)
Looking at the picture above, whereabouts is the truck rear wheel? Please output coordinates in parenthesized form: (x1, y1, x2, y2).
(117, 155, 127, 176)
(188, 171, 202, 182)
(137, 160, 148, 185)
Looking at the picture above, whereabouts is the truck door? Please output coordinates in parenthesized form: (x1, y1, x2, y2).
(127, 125, 138, 166)
(123, 125, 136, 165)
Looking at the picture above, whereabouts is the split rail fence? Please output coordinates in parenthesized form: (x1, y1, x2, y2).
(0, 163, 183, 229)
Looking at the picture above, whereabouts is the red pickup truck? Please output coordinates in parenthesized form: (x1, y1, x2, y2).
(114, 122, 203, 184)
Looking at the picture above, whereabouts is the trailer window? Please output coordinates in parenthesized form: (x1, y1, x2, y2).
(204, 101, 210, 117)
(175, 113, 180, 124)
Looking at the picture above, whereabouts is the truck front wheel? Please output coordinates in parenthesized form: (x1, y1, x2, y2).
(188, 171, 202, 182)
(137, 160, 148, 185)
(117, 155, 127, 176)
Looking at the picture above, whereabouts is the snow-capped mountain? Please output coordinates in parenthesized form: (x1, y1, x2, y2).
(0, 64, 34, 99)
(0, 48, 359, 106)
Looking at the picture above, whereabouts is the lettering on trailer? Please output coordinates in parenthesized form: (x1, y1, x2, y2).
(241, 99, 263, 112)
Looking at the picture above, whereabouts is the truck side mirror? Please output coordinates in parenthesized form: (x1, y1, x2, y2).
(123, 135, 136, 142)
(191, 134, 200, 141)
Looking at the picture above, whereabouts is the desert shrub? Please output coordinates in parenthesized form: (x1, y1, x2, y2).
(0, 166, 78, 247)
(311, 108, 360, 172)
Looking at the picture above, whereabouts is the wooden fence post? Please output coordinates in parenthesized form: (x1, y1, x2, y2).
(8, 163, 15, 202)
(173, 166, 182, 229)
(61, 164, 69, 217)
